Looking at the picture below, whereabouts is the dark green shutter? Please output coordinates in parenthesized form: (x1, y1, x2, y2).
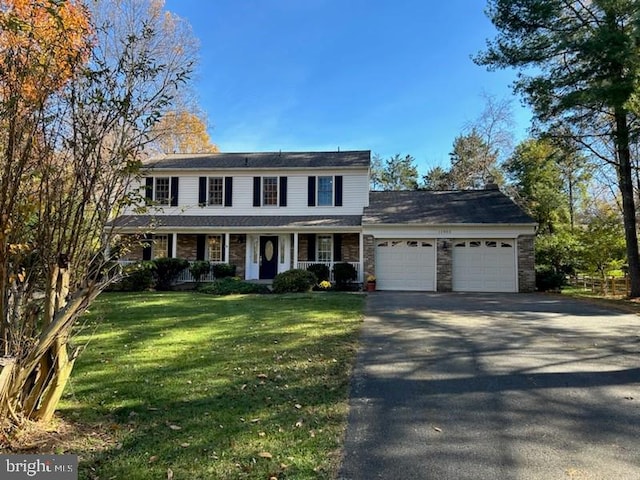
(142, 234, 152, 260)
(307, 177, 316, 206)
(333, 234, 342, 261)
(167, 234, 174, 258)
(198, 177, 207, 206)
(334, 175, 343, 206)
(170, 177, 179, 206)
(253, 177, 261, 206)
(145, 177, 153, 204)
(279, 176, 287, 206)
(224, 177, 233, 206)
(307, 234, 316, 261)
(196, 234, 206, 260)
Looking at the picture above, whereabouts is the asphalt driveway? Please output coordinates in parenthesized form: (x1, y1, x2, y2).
(339, 292, 640, 480)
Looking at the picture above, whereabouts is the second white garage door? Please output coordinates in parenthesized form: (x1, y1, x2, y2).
(375, 239, 436, 291)
(452, 239, 517, 292)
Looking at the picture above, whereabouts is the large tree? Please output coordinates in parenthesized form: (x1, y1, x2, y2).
(370, 153, 419, 190)
(0, 0, 196, 424)
(476, 0, 640, 297)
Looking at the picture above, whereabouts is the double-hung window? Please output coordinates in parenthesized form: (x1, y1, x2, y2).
(155, 177, 170, 205)
(317, 235, 332, 263)
(208, 177, 223, 206)
(317, 176, 333, 206)
(262, 177, 278, 206)
(207, 235, 223, 262)
(153, 235, 169, 259)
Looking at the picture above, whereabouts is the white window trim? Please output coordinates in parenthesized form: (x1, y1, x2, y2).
(154, 177, 170, 205)
(316, 234, 333, 263)
(262, 176, 279, 207)
(207, 176, 224, 207)
(316, 175, 334, 207)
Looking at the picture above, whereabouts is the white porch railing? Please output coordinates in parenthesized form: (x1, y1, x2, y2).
(117, 260, 225, 284)
(296, 261, 362, 283)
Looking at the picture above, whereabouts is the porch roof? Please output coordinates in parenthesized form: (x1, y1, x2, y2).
(111, 214, 363, 230)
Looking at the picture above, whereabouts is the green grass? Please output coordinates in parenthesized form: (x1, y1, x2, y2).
(60, 291, 364, 479)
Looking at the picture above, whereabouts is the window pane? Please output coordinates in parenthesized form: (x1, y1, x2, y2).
(317, 176, 333, 206)
(155, 177, 170, 205)
(154, 235, 168, 259)
(208, 235, 222, 262)
(208, 177, 223, 205)
(263, 177, 278, 206)
(317, 235, 332, 262)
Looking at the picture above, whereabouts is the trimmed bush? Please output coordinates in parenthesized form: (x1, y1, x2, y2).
(536, 268, 566, 292)
(212, 263, 237, 279)
(153, 257, 189, 290)
(109, 261, 156, 291)
(306, 263, 330, 282)
(333, 262, 357, 290)
(198, 278, 271, 295)
(272, 269, 317, 293)
(189, 260, 211, 284)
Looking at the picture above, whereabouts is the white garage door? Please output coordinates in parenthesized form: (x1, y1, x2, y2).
(452, 239, 516, 292)
(375, 239, 436, 291)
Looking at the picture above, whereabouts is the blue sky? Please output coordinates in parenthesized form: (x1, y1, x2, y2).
(163, 0, 532, 174)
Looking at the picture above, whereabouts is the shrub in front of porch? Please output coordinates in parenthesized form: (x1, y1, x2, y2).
(154, 257, 190, 290)
(333, 262, 358, 291)
(272, 269, 317, 293)
(307, 263, 330, 282)
(198, 278, 271, 295)
(108, 261, 156, 292)
(189, 260, 211, 284)
(212, 263, 237, 278)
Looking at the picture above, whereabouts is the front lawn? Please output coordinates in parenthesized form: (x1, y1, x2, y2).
(60, 291, 364, 479)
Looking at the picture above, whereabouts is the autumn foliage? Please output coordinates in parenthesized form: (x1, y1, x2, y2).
(0, 0, 91, 105)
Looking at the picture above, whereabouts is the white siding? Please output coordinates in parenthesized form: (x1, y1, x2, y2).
(122, 168, 370, 217)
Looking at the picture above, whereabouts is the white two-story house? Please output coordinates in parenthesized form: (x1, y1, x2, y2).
(113, 150, 537, 292)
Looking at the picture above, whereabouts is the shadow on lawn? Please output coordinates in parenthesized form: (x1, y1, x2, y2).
(63, 291, 363, 479)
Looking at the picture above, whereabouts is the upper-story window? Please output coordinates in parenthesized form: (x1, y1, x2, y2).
(154, 177, 170, 205)
(145, 176, 179, 206)
(263, 177, 278, 206)
(208, 177, 223, 206)
(253, 176, 287, 207)
(199, 176, 232, 207)
(308, 175, 343, 207)
(317, 176, 333, 206)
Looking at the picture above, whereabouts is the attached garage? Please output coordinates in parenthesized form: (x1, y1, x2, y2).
(375, 239, 435, 291)
(452, 239, 517, 292)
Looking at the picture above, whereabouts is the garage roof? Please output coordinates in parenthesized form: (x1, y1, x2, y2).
(363, 190, 536, 225)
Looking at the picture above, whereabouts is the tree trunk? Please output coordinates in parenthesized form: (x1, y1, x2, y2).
(614, 110, 640, 298)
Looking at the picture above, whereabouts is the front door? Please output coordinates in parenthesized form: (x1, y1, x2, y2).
(259, 236, 278, 279)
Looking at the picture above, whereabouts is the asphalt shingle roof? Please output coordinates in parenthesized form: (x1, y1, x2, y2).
(363, 190, 536, 225)
(142, 151, 370, 170)
(112, 215, 363, 229)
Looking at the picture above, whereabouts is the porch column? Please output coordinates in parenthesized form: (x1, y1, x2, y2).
(293, 232, 299, 269)
(358, 232, 364, 282)
(224, 233, 230, 263)
(171, 233, 177, 258)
